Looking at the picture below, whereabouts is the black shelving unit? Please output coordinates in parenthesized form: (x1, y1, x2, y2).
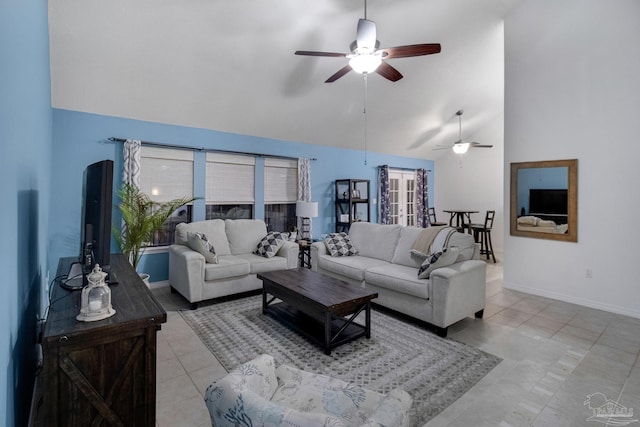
(335, 179, 370, 233)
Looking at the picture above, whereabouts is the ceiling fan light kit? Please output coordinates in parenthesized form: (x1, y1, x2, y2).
(452, 142, 470, 154)
(349, 54, 382, 74)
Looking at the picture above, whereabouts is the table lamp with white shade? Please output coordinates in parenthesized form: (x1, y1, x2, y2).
(296, 201, 318, 242)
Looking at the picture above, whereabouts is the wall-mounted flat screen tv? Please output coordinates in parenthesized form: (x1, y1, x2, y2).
(529, 189, 568, 215)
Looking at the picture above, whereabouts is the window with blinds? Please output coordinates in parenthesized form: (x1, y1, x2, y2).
(264, 158, 298, 232)
(139, 146, 194, 246)
(264, 158, 298, 203)
(205, 153, 255, 220)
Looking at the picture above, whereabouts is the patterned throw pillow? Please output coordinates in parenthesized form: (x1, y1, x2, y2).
(254, 231, 287, 258)
(417, 247, 459, 279)
(323, 232, 359, 257)
(187, 232, 219, 264)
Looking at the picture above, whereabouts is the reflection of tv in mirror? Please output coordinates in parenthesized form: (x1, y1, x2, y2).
(529, 189, 568, 220)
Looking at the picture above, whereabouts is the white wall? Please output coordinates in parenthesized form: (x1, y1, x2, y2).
(434, 21, 505, 255)
(504, 0, 640, 318)
(435, 112, 504, 255)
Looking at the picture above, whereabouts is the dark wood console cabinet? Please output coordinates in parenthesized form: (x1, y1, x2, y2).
(30, 254, 167, 426)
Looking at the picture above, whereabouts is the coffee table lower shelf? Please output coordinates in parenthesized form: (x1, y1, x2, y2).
(264, 301, 370, 355)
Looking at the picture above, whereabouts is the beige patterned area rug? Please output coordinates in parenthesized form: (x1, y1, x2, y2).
(180, 294, 501, 426)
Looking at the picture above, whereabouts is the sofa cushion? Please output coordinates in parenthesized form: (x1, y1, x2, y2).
(365, 264, 431, 299)
(254, 231, 288, 258)
(348, 222, 402, 262)
(323, 232, 359, 257)
(175, 220, 231, 255)
(225, 219, 268, 255)
(417, 247, 459, 279)
(235, 253, 288, 274)
(448, 232, 476, 262)
(186, 232, 219, 264)
(318, 255, 389, 282)
(391, 226, 427, 268)
(203, 255, 251, 281)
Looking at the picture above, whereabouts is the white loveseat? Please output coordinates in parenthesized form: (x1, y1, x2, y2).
(311, 222, 487, 336)
(169, 219, 298, 308)
(205, 354, 413, 427)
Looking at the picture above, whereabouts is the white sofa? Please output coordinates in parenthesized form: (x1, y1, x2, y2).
(169, 219, 298, 308)
(205, 354, 413, 427)
(311, 222, 487, 336)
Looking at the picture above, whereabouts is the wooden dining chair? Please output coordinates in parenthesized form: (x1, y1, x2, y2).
(427, 207, 447, 226)
(471, 210, 496, 263)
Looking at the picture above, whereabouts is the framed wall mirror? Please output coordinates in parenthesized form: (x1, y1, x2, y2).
(510, 159, 578, 242)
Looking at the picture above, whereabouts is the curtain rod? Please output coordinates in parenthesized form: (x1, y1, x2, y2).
(383, 165, 432, 172)
(107, 137, 316, 161)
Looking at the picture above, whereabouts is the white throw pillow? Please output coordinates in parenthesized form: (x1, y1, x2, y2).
(417, 247, 459, 279)
(187, 232, 219, 264)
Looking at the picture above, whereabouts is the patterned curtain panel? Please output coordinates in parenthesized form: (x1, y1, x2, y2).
(297, 158, 312, 234)
(416, 168, 430, 227)
(378, 165, 391, 224)
(123, 139, 141, 188)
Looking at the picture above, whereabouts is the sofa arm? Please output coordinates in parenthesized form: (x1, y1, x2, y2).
(429, 260, 487, 328)
(277, 241, 299, 269)
(310, 241, 327, 272)
(168, 244, 205, 303)
(360, 388, 413, 427)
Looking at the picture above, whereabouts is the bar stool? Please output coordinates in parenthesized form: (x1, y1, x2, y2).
(427, 207, 447, 226)
(471, 210, 496, 263)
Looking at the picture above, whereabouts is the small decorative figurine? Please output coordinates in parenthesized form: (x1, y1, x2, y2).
(77, 264, 116, 322)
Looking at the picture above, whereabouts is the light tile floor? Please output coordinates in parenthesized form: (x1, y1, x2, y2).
(152, 261, 640, 426)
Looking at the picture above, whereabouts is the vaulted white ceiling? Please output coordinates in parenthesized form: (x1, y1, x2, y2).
(49, 0, 521, 158)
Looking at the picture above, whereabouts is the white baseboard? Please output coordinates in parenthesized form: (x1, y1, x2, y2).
(504, 281, 640, 319)
(148, 279, 169, 290)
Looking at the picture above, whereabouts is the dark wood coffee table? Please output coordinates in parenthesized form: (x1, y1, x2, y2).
(258, 268, 378, 355)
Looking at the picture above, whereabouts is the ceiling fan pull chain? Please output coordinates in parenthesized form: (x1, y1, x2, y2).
(363, 73, 368, 165)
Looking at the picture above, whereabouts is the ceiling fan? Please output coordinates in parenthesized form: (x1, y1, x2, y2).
(435, 110, 493, 154)
(294, 0, 441, 83)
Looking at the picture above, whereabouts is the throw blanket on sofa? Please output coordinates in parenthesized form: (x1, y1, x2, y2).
(411, 226, 455, 256)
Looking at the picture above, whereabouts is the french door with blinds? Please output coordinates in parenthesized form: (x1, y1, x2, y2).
(389, 170, 417, 226)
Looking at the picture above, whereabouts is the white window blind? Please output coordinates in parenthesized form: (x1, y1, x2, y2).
(140, 147, 194, 203)
(264, 158, 298, 203)
(206, 153, 255, 203)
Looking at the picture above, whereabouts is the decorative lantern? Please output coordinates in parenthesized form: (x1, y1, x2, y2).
(77, 264, 116, 322)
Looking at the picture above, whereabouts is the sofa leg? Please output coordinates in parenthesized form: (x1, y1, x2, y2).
(170, 286, 176, 294)
(433, 325, 448, 338)
(475, 309, 484, 319)
(190, 302, 199, 310)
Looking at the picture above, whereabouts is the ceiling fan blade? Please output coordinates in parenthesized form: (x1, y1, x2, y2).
(375, 62, 403, 82)
(469, 142, 493, 147)
(356, 19, 377, 51)
(380, 43, 441, 59)
(295, 51, 347, 58)
(325, 64, 353, 83)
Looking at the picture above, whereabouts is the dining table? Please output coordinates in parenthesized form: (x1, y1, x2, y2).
(442, 209, 479, 234)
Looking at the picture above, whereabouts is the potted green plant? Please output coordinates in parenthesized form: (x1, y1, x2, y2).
(113, 183, 196, 279)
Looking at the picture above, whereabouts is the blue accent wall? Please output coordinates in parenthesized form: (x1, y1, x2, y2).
(50, 109, 434, 282)
(0, 1, 52, 425)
